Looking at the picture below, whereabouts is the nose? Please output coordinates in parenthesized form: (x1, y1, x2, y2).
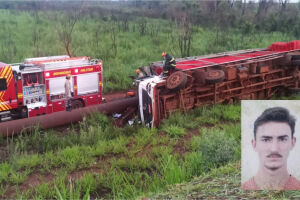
(270, 140, 280, 152)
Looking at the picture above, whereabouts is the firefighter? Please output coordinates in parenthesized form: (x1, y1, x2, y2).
(136, 68, 145, 78)
(162, 52, 176, 77)
(65, 74, 72, 111)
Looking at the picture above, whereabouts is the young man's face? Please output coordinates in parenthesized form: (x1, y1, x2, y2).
(252, 122, 296, 172)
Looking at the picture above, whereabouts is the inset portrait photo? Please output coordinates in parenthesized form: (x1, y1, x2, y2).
(242, 100, 300, 190)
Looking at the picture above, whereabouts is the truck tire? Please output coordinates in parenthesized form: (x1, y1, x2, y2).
(205, 70, 225, 84)
(166, 71, 187, 90)
(72, 99, 84, 109)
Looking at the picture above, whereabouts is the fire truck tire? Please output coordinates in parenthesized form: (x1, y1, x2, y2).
(20, 107, 27, 118)
(72, 99, 84, 109)
(205, 70, 225, 84)
(166, 71, 187, 90)
(291, 59, 300, 66)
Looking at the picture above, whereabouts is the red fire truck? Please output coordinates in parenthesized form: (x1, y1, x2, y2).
(0, 55, 102, 121)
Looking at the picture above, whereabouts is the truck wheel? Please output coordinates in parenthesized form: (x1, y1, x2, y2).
(20, 107, 28, 118)
(166, 71, 187, 90)
(205, 70, 225, 84)
(72, 100, 84, 109)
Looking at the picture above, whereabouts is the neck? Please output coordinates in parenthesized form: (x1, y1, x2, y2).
(254, 165, 290, 190)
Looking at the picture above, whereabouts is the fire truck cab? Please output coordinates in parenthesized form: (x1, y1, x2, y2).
(0, 55, 102, 121)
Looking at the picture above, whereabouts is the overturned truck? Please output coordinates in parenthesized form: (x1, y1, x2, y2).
(138, 41, 300, 127)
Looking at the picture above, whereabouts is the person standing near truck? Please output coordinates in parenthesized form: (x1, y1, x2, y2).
(136, 68, 145, 78)
(65, 74, 72, 111)
(162, 52, 176, 77)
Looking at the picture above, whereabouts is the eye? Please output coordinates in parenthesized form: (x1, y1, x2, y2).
(262, 138, 271, 142)
(279, 137, 288, 142)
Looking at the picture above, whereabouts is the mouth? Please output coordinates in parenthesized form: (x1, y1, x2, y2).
(267, 154, 282, 159)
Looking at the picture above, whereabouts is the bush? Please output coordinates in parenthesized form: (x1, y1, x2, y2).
(198, 128, 237, 167)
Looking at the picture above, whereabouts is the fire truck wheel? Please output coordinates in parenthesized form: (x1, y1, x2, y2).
(205, 70, 225, 84)
(166, 71, 187, 90)
(20, 108, 27, 118)
(72, 100, 84, 109)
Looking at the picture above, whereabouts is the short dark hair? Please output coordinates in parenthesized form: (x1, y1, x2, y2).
(254, 107, 296, 139)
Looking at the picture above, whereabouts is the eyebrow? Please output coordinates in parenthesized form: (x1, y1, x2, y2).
(278, 135, 289, 140)
(260, 135, 289, 139)
(261, 136, 272, 139)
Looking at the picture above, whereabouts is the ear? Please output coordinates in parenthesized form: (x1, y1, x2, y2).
(251, 139, 257, 151)
(291, 137, 296, 149)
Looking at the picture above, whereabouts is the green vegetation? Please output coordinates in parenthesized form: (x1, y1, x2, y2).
(0, 102, 242, 199)
(2, 98, 300, 199)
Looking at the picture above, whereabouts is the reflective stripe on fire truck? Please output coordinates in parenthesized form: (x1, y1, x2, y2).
(0, 102, 11, 110)
(46, 90, 50, 95)
(99, 82, 102, 86)
(0, 66, 13, 111)
(18, 93, 23, 98)
(74, 85, 77, 90)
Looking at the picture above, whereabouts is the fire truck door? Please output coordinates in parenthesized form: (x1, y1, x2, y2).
(0, 66, 18, 111)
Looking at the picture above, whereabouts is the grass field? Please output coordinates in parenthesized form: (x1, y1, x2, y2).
(0, 103, 242, 199)
(1, 94, 300, 199)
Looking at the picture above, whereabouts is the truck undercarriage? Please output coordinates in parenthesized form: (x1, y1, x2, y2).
(139, 41, 300, 127)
